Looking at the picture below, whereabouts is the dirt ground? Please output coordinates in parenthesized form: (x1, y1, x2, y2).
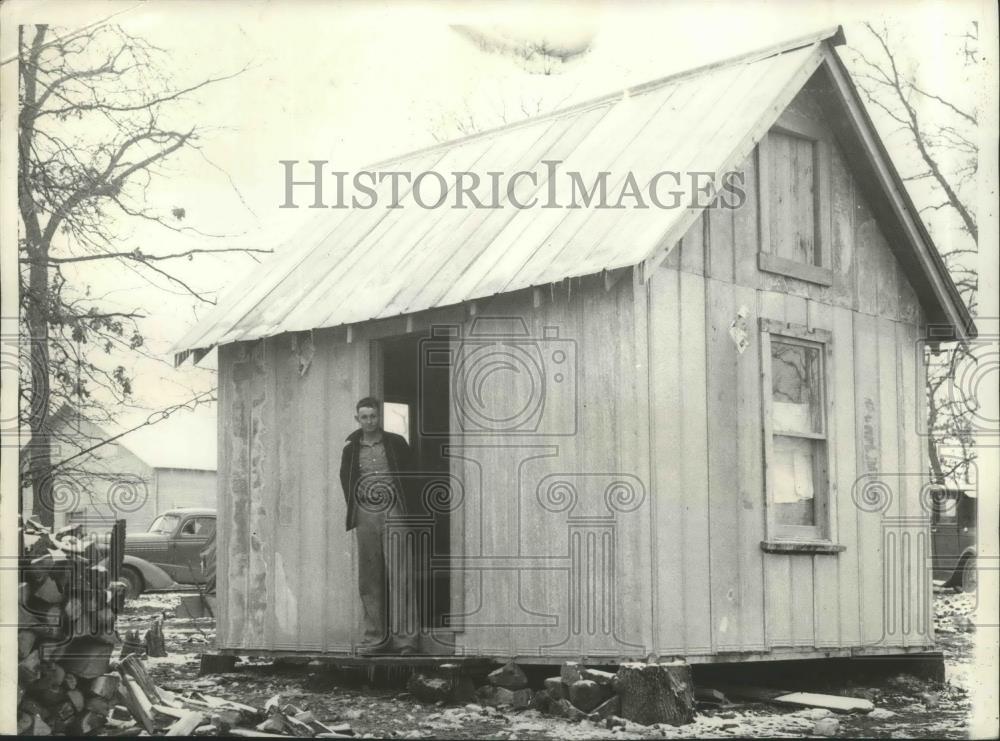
(115, 587, 980, 739)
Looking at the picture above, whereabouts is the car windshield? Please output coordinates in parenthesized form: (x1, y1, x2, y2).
(148, 514, 180, 534)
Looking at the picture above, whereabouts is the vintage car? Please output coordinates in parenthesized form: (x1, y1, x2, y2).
(931, 490, 977, 592)
(122, 508, 216, 599)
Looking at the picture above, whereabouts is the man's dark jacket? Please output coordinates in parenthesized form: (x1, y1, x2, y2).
(339, 429, 413, 531)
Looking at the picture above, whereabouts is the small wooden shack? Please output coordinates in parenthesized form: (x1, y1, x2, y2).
(174, 27, 975, 664)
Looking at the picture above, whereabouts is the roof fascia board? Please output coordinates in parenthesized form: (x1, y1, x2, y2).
(819, 45, 976, 340)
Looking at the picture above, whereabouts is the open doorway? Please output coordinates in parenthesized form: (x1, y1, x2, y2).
(375, 332, 451, 630)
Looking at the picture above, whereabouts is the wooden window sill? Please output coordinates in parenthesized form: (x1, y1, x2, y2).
(761, 540, 846, 555)
(758, 252, 834, 286)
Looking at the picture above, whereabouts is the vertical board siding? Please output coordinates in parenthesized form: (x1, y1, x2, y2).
(648, 266, 687, 655)
(809, 300, 842, 648)
(854, 312, 885, 646)
(705, 277, 743, 650)
(679, 269, 713, 654)
(641, 78, 931, 658)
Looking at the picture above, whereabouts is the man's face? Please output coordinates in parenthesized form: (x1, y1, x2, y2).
(355, 405, 380, 434)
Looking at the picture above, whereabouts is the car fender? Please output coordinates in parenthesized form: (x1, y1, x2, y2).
(122, 554, 178, 590)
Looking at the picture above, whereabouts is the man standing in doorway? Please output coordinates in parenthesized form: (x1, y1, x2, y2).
(339, 397, 420, 654)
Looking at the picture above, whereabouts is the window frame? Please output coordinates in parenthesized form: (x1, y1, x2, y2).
(757, 110, 834, 287)
(759, 318, 843, 553)
(179, 516, 215, 538)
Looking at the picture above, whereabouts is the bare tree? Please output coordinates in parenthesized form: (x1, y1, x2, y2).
(18, 24, 266, 525)
(848, 22, 979, 487)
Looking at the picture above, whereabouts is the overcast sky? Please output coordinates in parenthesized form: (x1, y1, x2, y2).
(1, 0, 987, 428)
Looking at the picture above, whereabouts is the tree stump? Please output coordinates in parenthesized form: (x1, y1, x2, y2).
(615, 661, 695, 726)
(143, 617, 167, 658)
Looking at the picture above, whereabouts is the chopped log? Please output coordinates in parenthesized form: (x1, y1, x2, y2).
(560, 661, 584, 685)
(19, 629, 37, 659)
(73, 711, 107, 735)
(120, 653, 165, 704)
(31, 686, 69, 707)
(582, 668, 618, 686)
(18, 711, 33, 734)
(120, 630, 144, 659)
(256, 716, 288, 733)
(568, 679, 612, 712)
(19, 649, 42, 684)
(66, 688, 86, 712)
(85, 696, 113, 716)
(110, 704, 135, 722)
(59, 637, 113, 678)
(615, 661, 695, 726)
(209, 710, 240, 734)
(117, 674, 156, 734)
(187, 691, 259, 714)
(144, 617, 168, 657)
(34, 576, 63, 605)
(488, 661, 528, 689)
(64, 596, 84, 622)
(166, 710, 208, 736)
(63, 672, 78, 691)
(152, 704, 194, 720)
(544, 676, 568, 700)
(283, 712, 316, 736)
(55, 699, 77, 722)
(35, 660, 67, 689)
(229, 730, 295, 738)
(88, 673, 121, 699)
(31, 606, 65, 640)
(32, 713, 53, 736)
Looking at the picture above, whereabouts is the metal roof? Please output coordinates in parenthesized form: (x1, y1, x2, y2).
(172, 25, 972, 362)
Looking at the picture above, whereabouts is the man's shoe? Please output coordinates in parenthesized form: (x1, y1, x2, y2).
(356, 640, 391, 655)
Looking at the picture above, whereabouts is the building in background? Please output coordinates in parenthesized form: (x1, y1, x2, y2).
(21, 404, 217, 534)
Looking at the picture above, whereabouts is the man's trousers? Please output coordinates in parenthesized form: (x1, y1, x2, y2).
(354, 505, 420, 649)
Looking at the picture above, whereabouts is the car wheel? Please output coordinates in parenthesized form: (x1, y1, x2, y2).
(960, 556, 977, 593)
(121, 567, 144, 601)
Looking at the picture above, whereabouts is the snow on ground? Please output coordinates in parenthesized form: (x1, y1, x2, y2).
(110, 588, 979, 738)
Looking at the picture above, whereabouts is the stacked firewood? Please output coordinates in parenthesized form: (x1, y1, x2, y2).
(16, 517, 126, 735)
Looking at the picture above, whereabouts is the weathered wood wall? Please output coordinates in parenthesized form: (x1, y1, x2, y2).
(216, 328, 370, 651)
(445, 279, 653, 658)
(643, 79, 931, 658)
